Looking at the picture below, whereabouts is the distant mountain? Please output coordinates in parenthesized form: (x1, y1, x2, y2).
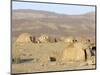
(12, 9, 95, 39)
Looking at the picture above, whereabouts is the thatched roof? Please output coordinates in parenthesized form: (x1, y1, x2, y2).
(16, 33, 32, 43)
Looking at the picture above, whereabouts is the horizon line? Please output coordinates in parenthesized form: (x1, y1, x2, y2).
(12, 9, 95, 16)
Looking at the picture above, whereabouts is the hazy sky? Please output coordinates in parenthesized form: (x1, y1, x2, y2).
(12, 1, 95, 15)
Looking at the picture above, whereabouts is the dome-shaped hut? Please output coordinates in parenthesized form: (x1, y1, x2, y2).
(38, 34, 50, 43)
(61, 42, 91, 63)
(76, 37, 91, 44)
(16, 33, 32, 43)
(61, 37, 77, 43)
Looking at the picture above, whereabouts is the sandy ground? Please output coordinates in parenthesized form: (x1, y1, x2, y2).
(12, 61, 95, 74)
(12, 42, 96, 74)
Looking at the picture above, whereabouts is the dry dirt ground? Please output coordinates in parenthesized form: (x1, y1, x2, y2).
(12, 42, 96, 74)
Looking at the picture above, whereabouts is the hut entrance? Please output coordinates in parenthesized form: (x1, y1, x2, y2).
(91, 46, 96, 56)
(84, 49, 87, 61)
(30, 36, 36, 43)
(92, 46, 96, 51)
(49, 57, 56, 62)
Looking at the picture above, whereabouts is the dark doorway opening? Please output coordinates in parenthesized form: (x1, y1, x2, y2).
(84, 49, 87, 61)
(30, 36, 36, 43)
(92, 46, 96, 51)
(50, 57, 56, 62)
(91, 46, 96, 56)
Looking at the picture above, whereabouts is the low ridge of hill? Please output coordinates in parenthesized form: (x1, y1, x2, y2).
(12, 9, 95, 39)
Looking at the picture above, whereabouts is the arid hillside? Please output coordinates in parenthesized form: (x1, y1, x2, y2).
(12, 9, 95, 40)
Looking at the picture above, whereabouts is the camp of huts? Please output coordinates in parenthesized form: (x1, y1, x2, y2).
(13, 33, 96, 65)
